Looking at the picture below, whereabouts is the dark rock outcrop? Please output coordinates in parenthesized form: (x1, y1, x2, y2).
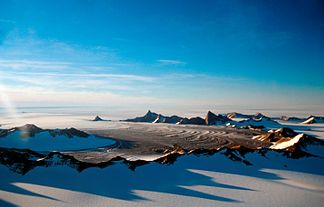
(124, 110, 159, 123)
(125, 111, 184, 124)
(0, 124, 89, 138)
(49, 128, 89, 138)
(17, 124, 43, 138)
(227, 112, 265, 119)
(205, 111, 231, 125)
(280, 116, 305, 122)
(178, 117, 205, 125)
(153, 114, 183, 124)
(93, 116, 104, 121)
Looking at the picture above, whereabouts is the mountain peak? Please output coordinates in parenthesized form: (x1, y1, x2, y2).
(93, 116, 104, 121)
(205, 111, 230, 125)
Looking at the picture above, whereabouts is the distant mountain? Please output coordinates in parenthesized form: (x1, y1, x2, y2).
(302, 117, 316, 124)
(311, 116, 324, 122)
(205, 111, 231, 125)
(123, 110, 284, 129)
(177, 117, 205, 125)
(302, 116, 324, 124)
(48, 127, 89, 138)
(92, 116, 104, 121)
(17, 124, 43, 138)
(0, 124, 89, 138)
(235, 117, 281, 129)
(124, 110, 184, 124)
(226, 112, 265, 119)
(124, 110, 159, 123)
(280, 116, 305, 122)
(153, 114, 183, 124)
(124, 110, 235, 126)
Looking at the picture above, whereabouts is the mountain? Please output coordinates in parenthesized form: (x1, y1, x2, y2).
(311, 116, 324, 123)
(227, 112, 252, 119)
(92, 116, 104, 121)
(124, 110, 159, 123)
(236, 117, 281, 129)
(178, 117, 205, 125)
(153, 114, 183, 124)
(280, 116, 305, 122)
(0, 124, 89, 138)
(302, 117, 316, 124)
(205, 111, 231, 125)
(48, 128, 89, 138)
(302, 116, 324, 124)
(17, 124, 43, 138)
(226, 112, 265, 119)
(125, 110, 183, 124)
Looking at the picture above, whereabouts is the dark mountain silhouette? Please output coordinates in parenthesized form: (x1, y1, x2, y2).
(205, 111, 231, 125)
(178, 117, 205, 125)
(124, 110, 159, 123)
(92, 116, 104, 121)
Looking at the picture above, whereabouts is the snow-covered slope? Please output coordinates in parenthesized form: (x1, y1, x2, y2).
(0, 125, 116, 152)
(235, 117, 281, 130)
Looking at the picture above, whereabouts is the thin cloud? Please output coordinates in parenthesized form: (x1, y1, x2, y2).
(1, 71, 154, 82)
(0, 59, 70, 70)
(158, 59, 186, 65)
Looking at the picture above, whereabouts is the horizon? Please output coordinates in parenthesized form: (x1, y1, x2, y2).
(1, 0, 324, 115)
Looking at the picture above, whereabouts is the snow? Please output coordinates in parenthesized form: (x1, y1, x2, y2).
(270, 134, 304, 150)
(0, 152, 323, 207)
(235, 117, 281, 130)
(0, 131, 116, 152)
(302, 117, 316, 124)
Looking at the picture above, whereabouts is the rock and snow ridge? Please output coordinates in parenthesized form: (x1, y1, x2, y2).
(302, 116, 316, 124)
(125, 110, 234, 126)
(0, 124, 116, 152)
(92, 116, 104, 121)
(226, 112, 265, 119)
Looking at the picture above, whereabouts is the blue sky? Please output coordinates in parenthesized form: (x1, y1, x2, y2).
(0, 0, 323, 113)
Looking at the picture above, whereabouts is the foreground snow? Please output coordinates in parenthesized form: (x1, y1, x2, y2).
(0, 152, 323, 207)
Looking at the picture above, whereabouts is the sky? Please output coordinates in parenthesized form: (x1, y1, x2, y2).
(0, 0, 323, 115)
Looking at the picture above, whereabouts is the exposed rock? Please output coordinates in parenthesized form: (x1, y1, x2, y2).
(237, 117, 281, 129)
(240, 125, 265, 131)
(253, 127, 297, 143)
(153, 114, 183, 124)
(124, 110, 159, 123)
(178, 117, 205, 125)
(49, 128, 89, 138)
(0, 124, 89, 138)
(16, 124, 43, 138)
(93, 116, 104, 121)
(302, 116, 317, 124)
(227, 112, 265, 119)
(274, 127, 299, 137)
(153, 114, 166, 123)
(310, 116, 324, 123)
(280, 116, 305, 122)
(205, 111, 231, 125)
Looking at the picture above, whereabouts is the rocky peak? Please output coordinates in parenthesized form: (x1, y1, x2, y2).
(93, 116, 104, 121)
(205, 111, 230, 125)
